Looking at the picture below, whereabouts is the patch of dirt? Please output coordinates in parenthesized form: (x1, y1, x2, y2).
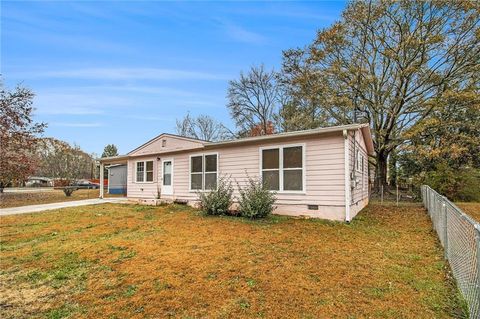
(0, 272, 65, 319)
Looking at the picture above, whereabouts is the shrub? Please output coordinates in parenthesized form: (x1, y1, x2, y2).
(63, 187, 75, 197)
(420, 164, 480, 201)
(198, 177, 234, 215)
(237, 177, 276, 219)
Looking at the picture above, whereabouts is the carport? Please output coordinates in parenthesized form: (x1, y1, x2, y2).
(98, 155, 129, 199)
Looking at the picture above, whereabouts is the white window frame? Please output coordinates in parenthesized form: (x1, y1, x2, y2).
(135, 160, 154, 183)
(361, 155, 365, 191)
(355, 149, 361, 172)
(189, 152, 219, 192)
(259, 143, 306, 194)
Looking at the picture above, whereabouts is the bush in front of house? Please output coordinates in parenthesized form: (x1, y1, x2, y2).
(198, 176, 234, 216)
(237, 177, 276, 219)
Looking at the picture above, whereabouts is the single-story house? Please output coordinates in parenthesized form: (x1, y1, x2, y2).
(107, 164, 127, 195)
(99, 123, 374, 221)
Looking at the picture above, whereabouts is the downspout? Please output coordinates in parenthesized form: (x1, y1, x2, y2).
(99, 162, 104, 199)
(343, 130, 351, 223)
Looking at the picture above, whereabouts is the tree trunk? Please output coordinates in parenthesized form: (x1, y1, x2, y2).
(389, 151, 397, 187)
(374, 151, 389, 193)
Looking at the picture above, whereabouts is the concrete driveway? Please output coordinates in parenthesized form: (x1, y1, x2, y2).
(0, 198, 129, 216)
(2, 187, 55, 193)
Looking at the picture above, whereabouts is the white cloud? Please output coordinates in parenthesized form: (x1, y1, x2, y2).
(220, 21, 267, 44)
(52, 122, 103, 127)
(20, 67, 227, 81)
(33, 92, 132, 115)
(226, 25, 266, 44)
(127, 115, 173, 121)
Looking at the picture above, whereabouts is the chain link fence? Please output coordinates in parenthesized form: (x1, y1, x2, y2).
(421, 185, 480, 319)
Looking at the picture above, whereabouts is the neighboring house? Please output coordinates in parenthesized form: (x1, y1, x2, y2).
(25, 176, 53, 187)
(99, 123, 374, 221)
(107, 164, 127, 195)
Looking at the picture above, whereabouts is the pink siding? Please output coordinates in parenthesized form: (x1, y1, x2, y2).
(127, 156, 160, 198)
(125, 128, 372, 221)
(128, 132, 347, 220)
(348, 129, 369, 218)
(129, 135, 204, 157)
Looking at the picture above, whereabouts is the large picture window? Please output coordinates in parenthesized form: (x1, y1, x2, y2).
(190, 154, 218, 190)
(136, 160, 154, 182)
(261, 145, 304, 192)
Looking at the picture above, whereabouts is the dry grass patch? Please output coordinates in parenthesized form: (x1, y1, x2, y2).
(455, 202, 480, 222)
(0, 203, 465, 318)
(0, 189, 123, 208)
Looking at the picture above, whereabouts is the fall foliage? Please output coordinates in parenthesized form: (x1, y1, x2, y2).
(0, 84, 46, 189)
(280, 0, 479, 191)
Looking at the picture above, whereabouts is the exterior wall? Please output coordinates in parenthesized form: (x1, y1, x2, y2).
(129, 135, 204, 157)
(108, 165, 127, 195)
(128, 132, 348, 220)
(127, 156, 160, 198)
(348, 129, 370, 219)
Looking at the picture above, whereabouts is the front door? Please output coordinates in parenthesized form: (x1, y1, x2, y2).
(162, 159, 173, 195)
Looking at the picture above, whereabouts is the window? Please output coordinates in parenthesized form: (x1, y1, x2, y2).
(262, 149, 279, 190)
(163, 161, 172, 186)
(136, 161, 154, 182)
(205, 154, 217, 190)
(355, 150, 360, 171)
(361, 156, 366, 191)
(261, 145, 304, 192)
(162, 139, 166, 147)
(136, 162, 144, 182)
(190, 154, 218, 190)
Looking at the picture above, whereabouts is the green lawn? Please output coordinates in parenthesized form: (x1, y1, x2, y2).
(0, 203, 465, 318)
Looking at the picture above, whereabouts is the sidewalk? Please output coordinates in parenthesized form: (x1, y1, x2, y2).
(0, 198, 129, 216)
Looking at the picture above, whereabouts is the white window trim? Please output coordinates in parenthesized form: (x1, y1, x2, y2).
(161, 158, 174, 187)
(259, 143, 306, 194)
(189, 152, 219, 192)
(135, 160, 155, 183)
(362, 157, 366, 192)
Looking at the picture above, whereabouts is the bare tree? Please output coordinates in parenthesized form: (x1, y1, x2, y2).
(227, 65, 282, 136)
(175, 113, 232, 142)
(36, 138, 94, 182)
(282, 0, 480, 191)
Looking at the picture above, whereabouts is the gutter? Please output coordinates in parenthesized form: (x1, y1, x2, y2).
(97, 155, 130, 163)
(205, 123, 369, 148)
(343, 129, 351, 223)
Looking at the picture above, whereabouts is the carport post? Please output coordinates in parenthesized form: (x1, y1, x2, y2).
(99, 162, 104, 199)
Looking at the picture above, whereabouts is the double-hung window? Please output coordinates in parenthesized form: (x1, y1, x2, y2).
(356, 150, 362, 172)
(261, 145, 304, 192)
(190, 154, 218, 190)
(136, 160, 154, 182)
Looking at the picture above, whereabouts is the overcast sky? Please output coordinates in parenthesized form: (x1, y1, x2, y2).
(1, 1, 345, 155)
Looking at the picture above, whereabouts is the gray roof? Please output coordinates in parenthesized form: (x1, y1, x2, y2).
(99, 123, 374, 163)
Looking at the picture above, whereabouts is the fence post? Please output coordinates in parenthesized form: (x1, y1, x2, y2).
(475, 224, 480, 318)
(428, 188, 431, 213)
(426, 187, 429, 212)
(442, 198, 448, 259)
(476, 224, 480, 283)
(422, 185, 427, 206)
